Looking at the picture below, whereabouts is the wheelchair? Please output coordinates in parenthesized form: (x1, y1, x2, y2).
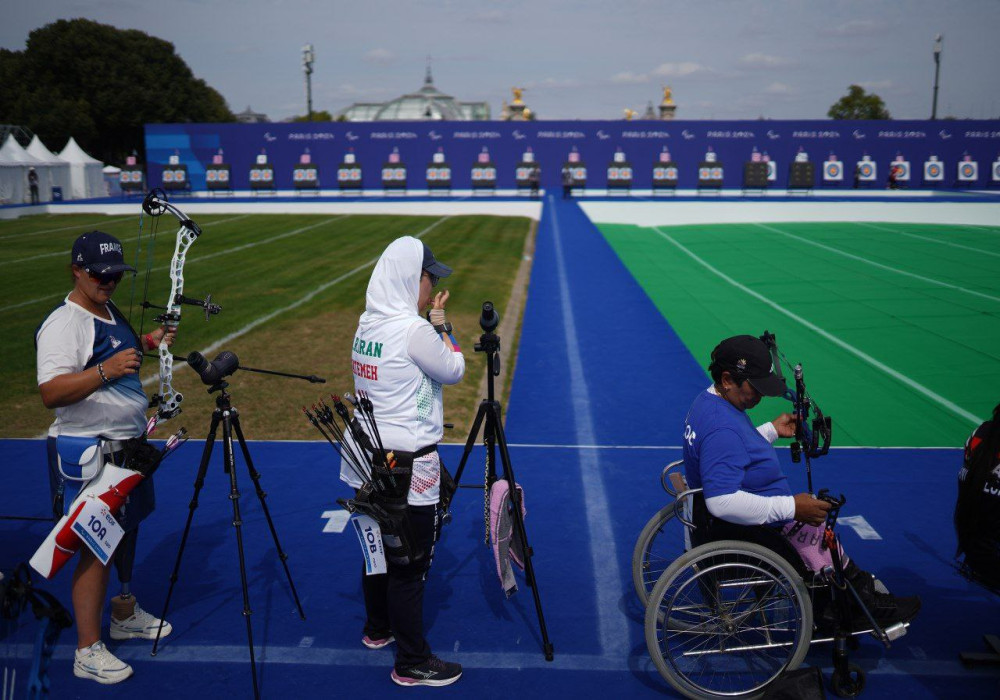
(635, 461, 911, 699)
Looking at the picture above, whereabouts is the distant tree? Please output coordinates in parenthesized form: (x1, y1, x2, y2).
(290, 110, 333, 122)
(0, 19, 234, 164)
(827, 85, 891, 120)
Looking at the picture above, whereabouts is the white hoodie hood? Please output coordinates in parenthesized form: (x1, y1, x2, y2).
(360, 236, 422, 327)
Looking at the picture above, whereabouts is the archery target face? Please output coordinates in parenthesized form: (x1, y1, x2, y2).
(993, 161, 1000, 181)
(924, 161, 943, 180)
(823, 161, 842, 180)
(858, 161, 876, 180)
(766, 161, 777, 181)
(338, 168, 361, 182)
(382, 168, 406, 181)
(958, 162, 978, 181)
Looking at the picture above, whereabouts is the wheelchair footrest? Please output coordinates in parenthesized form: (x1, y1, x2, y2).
(883, 622, 907, 642)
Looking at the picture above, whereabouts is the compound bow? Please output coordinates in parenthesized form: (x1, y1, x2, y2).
(760, 330, 832, 493)
(129, 189, 221, 433)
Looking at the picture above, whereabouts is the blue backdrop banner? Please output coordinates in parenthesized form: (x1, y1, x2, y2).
(144, 120, 1000, 192)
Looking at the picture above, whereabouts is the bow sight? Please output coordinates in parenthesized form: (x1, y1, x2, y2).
(760, 331, 833, 493)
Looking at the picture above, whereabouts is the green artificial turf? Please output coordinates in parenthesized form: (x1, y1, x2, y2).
(598, 221, 1000, 447)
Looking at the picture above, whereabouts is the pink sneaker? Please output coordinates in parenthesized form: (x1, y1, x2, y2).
(362, 633, 395, 650)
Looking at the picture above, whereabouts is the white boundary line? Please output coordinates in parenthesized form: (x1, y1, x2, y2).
(856, 221, 1000, 259)
(0, 437, 963, 449)
(0, 215, 343, 314)
(653, 226, 981, 425)
(3, 642, 985, 677)
(0, 215, 251, 267)
(0, 217, 124, 241)
(139, 217, 450, 389)
(549, 195, 628, 654)
(754, 222, 1000, 304)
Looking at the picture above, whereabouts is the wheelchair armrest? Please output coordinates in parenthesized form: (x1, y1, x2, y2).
(674, 487, 703, 531)
(660, 459, 685, 496)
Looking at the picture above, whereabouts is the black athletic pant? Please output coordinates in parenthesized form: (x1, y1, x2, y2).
(694, 517, 810, 579)
(361, 504, 439, 668)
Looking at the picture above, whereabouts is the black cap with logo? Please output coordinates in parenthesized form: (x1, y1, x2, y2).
(421, 242, 452, 279)
(71, 231, 136, 275)
(710, 335, 787, 397)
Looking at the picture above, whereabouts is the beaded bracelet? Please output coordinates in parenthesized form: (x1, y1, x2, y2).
(97, 363, 111, 385)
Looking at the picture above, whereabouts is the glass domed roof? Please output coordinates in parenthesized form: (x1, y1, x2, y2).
(373, 67, 463, 121)
(337, 65, 489, 121)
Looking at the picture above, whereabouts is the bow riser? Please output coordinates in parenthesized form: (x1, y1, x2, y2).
(137, 190, 215, 431)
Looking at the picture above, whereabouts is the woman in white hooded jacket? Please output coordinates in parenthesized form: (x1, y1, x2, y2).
(342, 235, 465, 687)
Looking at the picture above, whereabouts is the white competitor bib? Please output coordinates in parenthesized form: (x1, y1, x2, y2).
(71, 498, 125, 565)
(352, 514, 387, 576)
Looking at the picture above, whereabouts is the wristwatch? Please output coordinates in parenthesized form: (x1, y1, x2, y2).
(433, 322, 453, 334)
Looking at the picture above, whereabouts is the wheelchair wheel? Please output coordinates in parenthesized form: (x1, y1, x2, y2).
(645, 540, 813, 700)
(632, 501, 687, 606)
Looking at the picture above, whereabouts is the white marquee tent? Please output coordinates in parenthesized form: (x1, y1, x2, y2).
(26, 135, 72, 202)
(0, 135, 45, 204)
(59, 137, 105, 200)
(102, 164, 122, 198)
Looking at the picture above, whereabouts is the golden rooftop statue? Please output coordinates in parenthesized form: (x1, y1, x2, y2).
(662, 86, 674, 105)
(512, 87, 525, 105)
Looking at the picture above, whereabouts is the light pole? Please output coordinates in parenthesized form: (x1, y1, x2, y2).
(931, 34, 942, 120)
(302, 44, 315, 121)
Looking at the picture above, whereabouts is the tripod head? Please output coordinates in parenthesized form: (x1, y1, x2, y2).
(473, 302, 502, 400)
(474, 301, 501, 357)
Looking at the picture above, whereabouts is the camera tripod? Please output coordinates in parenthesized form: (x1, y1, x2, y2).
(151, 381, 306, 700)
(451, 303, 554, 661)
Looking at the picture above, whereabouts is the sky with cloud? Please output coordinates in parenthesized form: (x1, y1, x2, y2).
(3, 0, 998, 121)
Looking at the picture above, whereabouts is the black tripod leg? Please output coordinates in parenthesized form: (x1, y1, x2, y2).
(451, 399, 489, 488)
(152, 409, 220, 656)
(222, 411, 261, 700)
(490, 403, 555, 661)
(230, 410, 306, 620)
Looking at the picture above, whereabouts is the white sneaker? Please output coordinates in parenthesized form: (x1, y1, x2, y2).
(110, 603, 172, 640)
(73, 641, 133, 684)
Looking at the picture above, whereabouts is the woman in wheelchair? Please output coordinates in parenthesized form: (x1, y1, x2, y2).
(682, 334, 921, 627)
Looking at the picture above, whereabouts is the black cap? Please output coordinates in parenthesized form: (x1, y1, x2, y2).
(71, 231, 136, 275)
(422, 242, 452, 279)
(710, 335, 787, 397)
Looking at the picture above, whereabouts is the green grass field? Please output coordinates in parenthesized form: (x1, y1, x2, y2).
(1, 213, 534, 439)
(598, 220, 1000, 447)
